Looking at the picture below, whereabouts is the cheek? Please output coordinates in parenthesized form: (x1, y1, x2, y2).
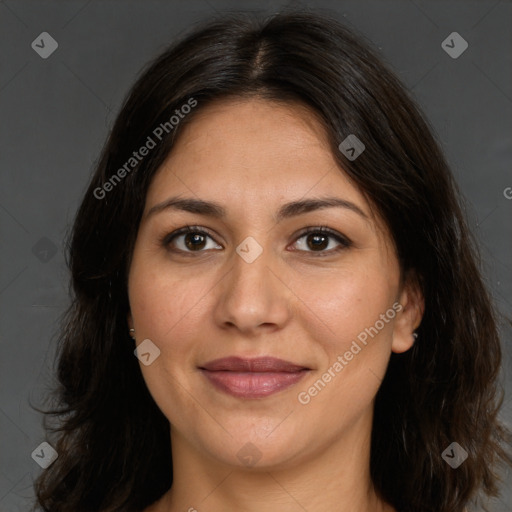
(294, 259, 396, 347)
(128, 260, 213, 424)
(128, 256, 215, 343)
(293, 262, 397, 406)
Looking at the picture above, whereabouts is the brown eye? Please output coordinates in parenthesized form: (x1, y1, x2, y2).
(293, 227, 352, 256)
(183, 232, 207, 251)
(163, 226, 222, 254)
(306, 233, 329, 251)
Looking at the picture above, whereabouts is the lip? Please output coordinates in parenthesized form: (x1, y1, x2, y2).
(199, 356, 311, 399)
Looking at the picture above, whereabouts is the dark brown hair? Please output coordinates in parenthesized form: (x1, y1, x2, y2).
(32, 10, 512, 512)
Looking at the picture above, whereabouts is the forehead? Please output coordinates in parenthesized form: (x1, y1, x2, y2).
(180, 96, 330, 146)
(149, 98, 357, 201)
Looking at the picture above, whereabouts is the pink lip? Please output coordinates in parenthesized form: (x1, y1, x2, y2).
(199, 357, 310, 399)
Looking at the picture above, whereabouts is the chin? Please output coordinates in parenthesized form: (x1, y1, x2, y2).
(197, 424, 311, 471)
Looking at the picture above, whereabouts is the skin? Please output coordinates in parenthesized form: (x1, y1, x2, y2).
(127, 97, 424, 512)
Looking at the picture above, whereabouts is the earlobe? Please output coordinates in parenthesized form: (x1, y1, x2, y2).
(127, 313, 136, 340)
(391, 330, 419, 354)
(391, 333, 416, 354)
(391, 275, 424, 354)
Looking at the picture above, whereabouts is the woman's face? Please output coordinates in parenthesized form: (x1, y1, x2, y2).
(127, 98, 421, 470)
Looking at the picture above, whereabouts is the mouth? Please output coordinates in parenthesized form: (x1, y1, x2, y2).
(198, 356, 311, 399)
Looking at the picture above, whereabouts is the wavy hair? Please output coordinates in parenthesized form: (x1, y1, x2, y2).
(32, 10, 512, 512)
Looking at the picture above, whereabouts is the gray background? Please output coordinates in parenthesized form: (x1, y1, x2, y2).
(1, 1, 511, 511)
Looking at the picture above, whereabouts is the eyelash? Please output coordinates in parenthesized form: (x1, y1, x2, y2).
(160, 225, 352, 257)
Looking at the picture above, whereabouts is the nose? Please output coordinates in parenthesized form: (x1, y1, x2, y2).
(212, 243, 292, 336)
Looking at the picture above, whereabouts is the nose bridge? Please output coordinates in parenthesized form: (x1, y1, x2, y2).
(213, 237, 290, 331)
(232, 240, 272, 289)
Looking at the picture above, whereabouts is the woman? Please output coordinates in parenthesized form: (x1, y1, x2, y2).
(32, 10, 512, 512)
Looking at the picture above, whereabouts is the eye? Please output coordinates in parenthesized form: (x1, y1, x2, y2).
(162, 226, 222, 254)
(291, 226, 352, 256)
(161, 225, 352, 257)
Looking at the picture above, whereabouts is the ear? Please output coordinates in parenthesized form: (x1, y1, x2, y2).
(391, 271, 424, 354)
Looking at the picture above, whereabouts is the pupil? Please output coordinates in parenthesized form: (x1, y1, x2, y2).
(309, 234, 328, 250)
(185, 233, 205, 250)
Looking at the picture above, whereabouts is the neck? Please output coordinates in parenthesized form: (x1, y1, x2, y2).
(158, 410, 394, 512)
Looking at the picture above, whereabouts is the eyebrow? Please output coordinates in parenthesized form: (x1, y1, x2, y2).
(145, 195, 369, 222)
